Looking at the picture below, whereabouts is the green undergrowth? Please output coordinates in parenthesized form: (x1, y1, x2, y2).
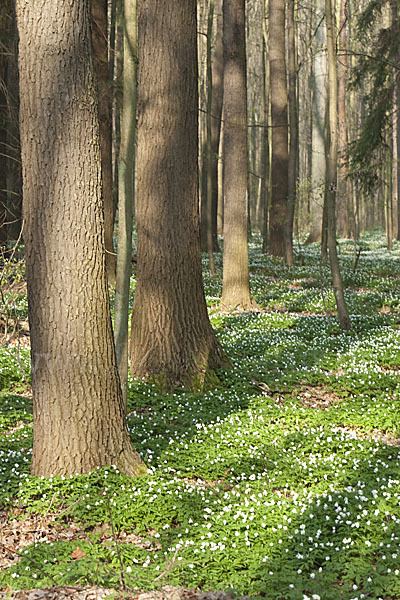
(1, 232, 400, 599)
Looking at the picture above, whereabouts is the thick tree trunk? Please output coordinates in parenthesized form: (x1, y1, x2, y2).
(268, 0, 289, 258)
(16, 0, 146, 476)
(130, 0, 227, 389)
(221, 0, 256, 310)
(325, 0, 350, 330)
(286, 0, 297, 266)
(91, 0, 116, 282)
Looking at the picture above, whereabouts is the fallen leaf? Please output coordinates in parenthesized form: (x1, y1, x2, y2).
(70, 546, 86, 560)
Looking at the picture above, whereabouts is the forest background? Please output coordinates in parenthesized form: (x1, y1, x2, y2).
(1, 0, 400, 598)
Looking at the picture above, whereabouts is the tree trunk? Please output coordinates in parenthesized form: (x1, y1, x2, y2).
(130, 0, 227, 390)
(336, 0, 349, 239)
(115, 0, 137, 405)
(0, 41, 7, 247)
(286, 0, 297, 265)
(201, 0, 223, 256)
(221, 0, 256, 310)
(206, 0, 216, 274)
(306, 2, 326, 244)
(325, 0, 350, 330)
(262, 2, 271, 254)
(16, 0, 146, 476)
(0, 0, 22, 245)
(211, 0, 224, 251)
(394, 82, 400, 241)
(268, 0, 289, 258)
(91, 0, 116, 282)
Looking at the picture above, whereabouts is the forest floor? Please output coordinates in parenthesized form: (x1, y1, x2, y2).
(1, 231, 400, 600)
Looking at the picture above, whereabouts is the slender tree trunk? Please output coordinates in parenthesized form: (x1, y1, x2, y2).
(206, 0, 216, 274)
(0, 40, 7, 247)
(130, 0, 227, 389)
(16, 0, 145, 476)
(268, 0, 289, 258)
(221, 0, 256, 310)
(200, 0, 222, 256)
(262, 2, 271, 254)
(325, 0, 350, 330)
(211, 0, 224, 250)
(336, 0, 349, 238)
(306, 1, 327, 244)
(0, 0, 22, 245)
(385, 148, 393, 250)
(91, 0, 115, 282)
(286, 0, 297, 265)
(114, 0, 137, 405)
(217, 113, 224, 235)
(394, 83, 400, 241)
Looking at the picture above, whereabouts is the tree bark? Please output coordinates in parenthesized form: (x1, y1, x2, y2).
(262, 2, 271, 254)
(130, 0, 227, 389)
(0, 0, 22, 245)
(306, 3, 327, 244)
(336, 0, 349, 238)
(115, 0, 137, 405)
(91, 0, 116, 282)
(211, 0, 224, 248)
(268, 0, 289, 258)
(286, 0, 298, 265)
(325, 0, 351, 330)
(0, 40, 7, 247)
(16, 0, 146, 476)
(200, 0, 223, 256)
(206, 0, 216, 274)
(221, 0, 256, 310)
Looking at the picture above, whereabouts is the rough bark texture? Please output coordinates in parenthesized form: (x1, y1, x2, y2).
(130, 0, 227, 389)
(221, 0, 256, 310)
(268, 0, 289, 258)
(16, 0, 146, 476)
(325, 0, 351, 330)
(306, 4, 326, 244)
(91, 0, 116, 282)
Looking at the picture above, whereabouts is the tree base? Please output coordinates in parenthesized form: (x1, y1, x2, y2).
(219, 296, 261, 313)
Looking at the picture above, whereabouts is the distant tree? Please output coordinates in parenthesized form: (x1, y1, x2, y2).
(336, 0, 350, 239)
(130, 0, 227, 389)
(200, 0, 223, 258)
(16, 0, 145, 476)
(306, 0, 327, 245)
(268, 0, 289, 258)
(325, 0, 351, 330)
(286, 0, 298, 265)
(221, 0, 257, 310)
